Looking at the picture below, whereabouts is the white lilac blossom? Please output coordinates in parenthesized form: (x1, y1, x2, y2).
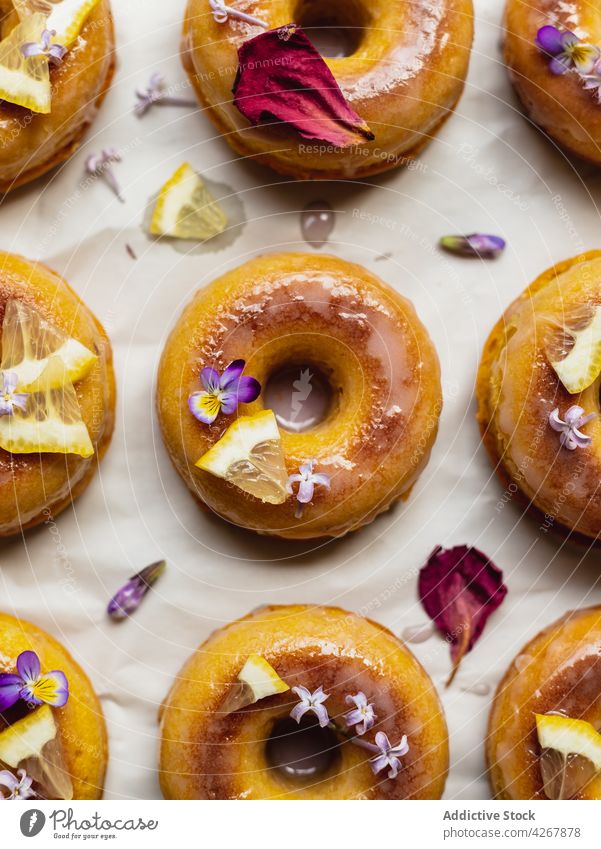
(287, 460, 331, 518)
(0, 372, 28, 417)
(107, 560, 166, 621)
(549, 405, 596, 450)
(85, 148, 124, 202)
(344, 692, 376, 736)
(582, 59, 601, 103)
(0, 769, 34, 800)
(134, 73, 197, 118)
(209, 0, 269, 28)
(21, 29, 67, 67)
(368, 731, 409, 780)
(289, 685, 330, 728)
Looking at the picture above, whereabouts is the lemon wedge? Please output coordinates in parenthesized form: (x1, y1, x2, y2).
(196, 409, 288, 504)
(0, 705, 57, 767)
(238, 654, 290, 701)
(0, 705, 73, 800)
(1, 300, 96, 391)
(149, 163, 227, 240)
(13, 0, 101, 47)
(536, 713, 601, 770)
(0, 12, 51, 113)
(0, 356, 93, 456)
(46, 0, 102, 47)
(222, 654, 289, 713)
(549, 305, 601, 394)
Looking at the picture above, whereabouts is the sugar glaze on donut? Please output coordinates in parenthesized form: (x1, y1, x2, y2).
(157, 253, 442, 539)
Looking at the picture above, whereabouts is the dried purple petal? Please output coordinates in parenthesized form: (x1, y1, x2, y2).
(418, 545, 508, 686)
(233, 25, 374, 148)
(107, 560, 166, 621)
(440, 233, 506, 259)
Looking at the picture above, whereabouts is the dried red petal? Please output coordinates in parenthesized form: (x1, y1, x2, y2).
(418, 545, 508, 686)
(232, 25, 374, 148)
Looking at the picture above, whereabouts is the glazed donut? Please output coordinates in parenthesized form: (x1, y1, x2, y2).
(0, 252, 115, 536)
(181, 0, 474, 179)
(157, 253, 441, 540)
(159, 604, 449, 800)
(505, 0, 601, 164)
(0, 611, 107, 799)
(487, 606, 601, 800)
(0, 1, 115, 193)
(476, 252, 601, 541)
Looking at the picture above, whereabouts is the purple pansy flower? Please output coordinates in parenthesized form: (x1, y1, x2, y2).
(440, 234, 506, 259)
(536, 25, 600, 75)
(344, 691, 376, 736)
(21, 29, 67, 67)
(107, 560, 166, 621)
(134, 72, 197, 118)
(0, 372, 28, 417)
(0, 651, 69, 712)
(290, 685, 330, 728)
(0, 769, 34, 800)
(368, 731, 409, 780)
(287, 459, 331, 517)
(549, 405, 596, 450)
(188, 359, 261, 425)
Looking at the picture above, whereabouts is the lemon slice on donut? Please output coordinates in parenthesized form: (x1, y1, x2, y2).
(536, 713, 601, 799)
(548, 305, 601, 394)
(1, 300, 97, 391)
(0, 705, 73, 800)
(0, 13, 51, 113)
(196, 409, 288, 504)
(46, 0, 102, 47)
(12, 0, 101, 47)
(149, 163, 227, 241)
(239, 655, 290, 701)
(222, 654, 290, 713)
(0, 357, 94, 456)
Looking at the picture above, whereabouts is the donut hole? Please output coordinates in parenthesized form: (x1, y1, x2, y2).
(266, 716, 341, 783)
(295, 0, 369, 58)
(264, 363, 333, 433)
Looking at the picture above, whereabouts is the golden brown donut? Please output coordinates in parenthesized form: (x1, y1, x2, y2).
(0, 0, 115, 193)
(505, 0, 601, 164)
(487, 606, 601, 800)
(181, 0, 474, 179)
(0, 252, 115, 536)
(0, 611, 107, 799)
(476, 251, 601, 541)
(157, 253, 442, 540)
(159, 604, 449, 800)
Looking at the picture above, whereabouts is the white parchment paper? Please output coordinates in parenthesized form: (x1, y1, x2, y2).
(1, 0, 600, 800)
